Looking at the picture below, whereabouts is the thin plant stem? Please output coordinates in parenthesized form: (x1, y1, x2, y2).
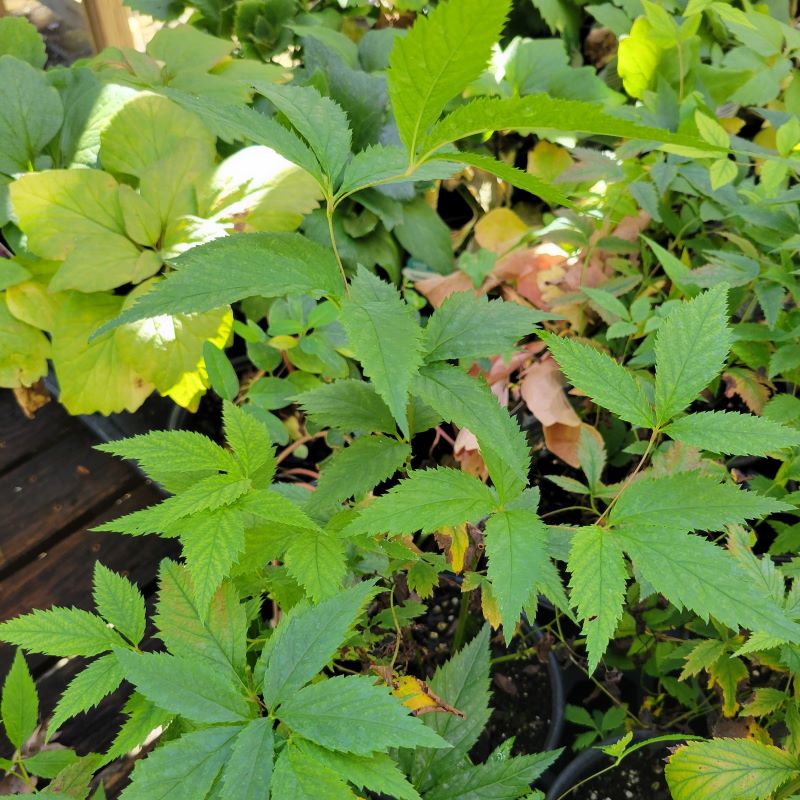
(326, 200, 350, 298)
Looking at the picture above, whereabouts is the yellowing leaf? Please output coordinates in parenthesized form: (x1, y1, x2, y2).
(617, 17, 664, 99)
(393, 676, 440, 712)
(0, 294, 50, 388)
(708, 654, 748, 717)
(481, 581, 502, 629)
(527, 141, 573, 183)
(474, 208, 528, 254)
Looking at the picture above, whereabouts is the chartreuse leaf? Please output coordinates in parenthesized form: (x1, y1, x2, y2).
(310, 436, 411, 512)
(663, 411, 800, 456)
(254, 82, 352, 187)
(485, 509, 549, 639)
(0, 607, 123, 657)
(665, 738, 800, 800)
(92, 563, 146, 645)
(0, 55, 62, 174)
(615, 528, 800, 644)
(293, 739, 422, 800)
(113, 649, 252, 723)
(540, 332, 654, 428)
(48, 655, 124, 741)
(261, 580, 378, 708)
(272, 747, 356, 799)
(120, 725, 241, 800)
(295, 379, 396, 434)
(609, 472, 792, 533)
(414, 364, 530, 501)
(568, 527, 628, 673)
(155, 561, 247, 676)
(654, 284, 732, 425)
(424, 293, 545, 363)
(387, 0, 510, 156)
(96, 430, 240, 494)
(94, 233, 344, 336)
(51, 293, 153, 415)
(342, 468, 496, 537)
(222, 400, 276, 482)
(413, 626, 491, 786)
(1, 650, 38, 749)
(0, 17, 46, 68)
(276, 675, 449, 755)
(341, 268, 423, 439)
(219, 718, 274, 800)
(0, 295, 49, 389)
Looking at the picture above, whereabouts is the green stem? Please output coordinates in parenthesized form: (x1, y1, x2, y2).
(326, 200, 350, 298)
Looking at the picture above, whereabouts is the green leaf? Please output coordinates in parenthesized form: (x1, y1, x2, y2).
(222, 400, 276, 482)
(23, 748, 79, 779)
(609, 472, 792, 533)
(485, 509, 549, 638)
(424, 293, 544, 363)
(155, 561, 247, 676)
(261, 580, 377, 709)
(641, 235, 696, 293)
(203, 342, 239, 401)
(540, 332, 654, 428)
(0, 295, 50, 389)
(94, 233, 344, 336)
(654, 284, 731, 424)
(310, 436, 411, 511)
(568, 526, 628, 673)
(271, 747, 357, 800)
(414, 364, 530, 501)
(93, 562, 146, 646)
(387, 0, 510, 155)
(255, 82, 352, 186)
(51, 293, 153, 415)
(341, 267, 423, 438)
(665, 738, 800, 800)
(0, 55, 62, 174)
(679, 639, 727, 680)
(394, 196, 454, 275)
(120, 725, 241, 800)
(276, 675, 449, 755)
(102, 693, 173, 767)
(0, 18, 46, 67)
(96, 430, 239, 494)
(293, 740, 422, 800)
(48, 655, 124, 740)
(616, 528, 800, 645)
(0, 607, 122, 657)
(113, 649, 252, 723)
(295, 379, 396, 434)
(1, 650, 38, 749)
(284, 528, 347, 602)
(219, 718, 274, 800)
(342, 467, 496, 537)
(664, 411, 800, 456)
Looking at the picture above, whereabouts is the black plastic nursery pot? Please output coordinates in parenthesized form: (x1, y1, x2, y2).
(545, 731, 680, 800)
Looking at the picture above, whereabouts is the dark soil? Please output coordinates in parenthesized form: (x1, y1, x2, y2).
(568, 747, 670, 800)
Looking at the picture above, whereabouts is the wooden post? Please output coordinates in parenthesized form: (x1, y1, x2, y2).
(0, 0, 7, 16)
(82, 0, 134, 51)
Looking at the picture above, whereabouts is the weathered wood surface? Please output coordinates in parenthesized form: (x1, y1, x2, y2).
(0, 391, 176, 779)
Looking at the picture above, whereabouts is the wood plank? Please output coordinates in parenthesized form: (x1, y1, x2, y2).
(82, 0, 133, 51)
(0, 431, 140, 573)
(0, 393, 72, 475)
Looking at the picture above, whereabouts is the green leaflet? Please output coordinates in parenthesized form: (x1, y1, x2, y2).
(0, 607, 123, 657)
(295, 379, 397, 434)
(0, 17, 46, 68)
(541, 332, 655, 428)
(113, 649, 253, 724)
(654, 284, 732, 424)
(154, 561, 247, 677)
(424, 292, 545, 363)
(609, 472, 792, 533)
(284, 527, 347, 602)
(120, 725, 242, 800)
(567, 527, 628, 673)
(418, 94, 719, 160)
(1, 650, 38, 750)
(394, 195, 454, 275)
(222, 400, 276, 482)
(260, 580, 377, 709)
(341, 267, 423, 439)
(271, 747, 357, 800)
(92, 563, 146, 646)
(255, 82, 352, 186)
(276, 675, 449, 755)
(94, 233, 344, 336)
(101, 693, 173, 767)
(219, 718, 274, 800)
(48, 655, 124, 740)
(484, 509, 550, 638)
(414, 364, 530, 501)
(665, 738, 800, 800)
(663, 410, 800, 456)
(342, 467, 497, 537)
(203, 341, 239, 401)
(387, 0, 511, 156)
(310, 436, 411, 512)
(615, 528, 800, 644)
